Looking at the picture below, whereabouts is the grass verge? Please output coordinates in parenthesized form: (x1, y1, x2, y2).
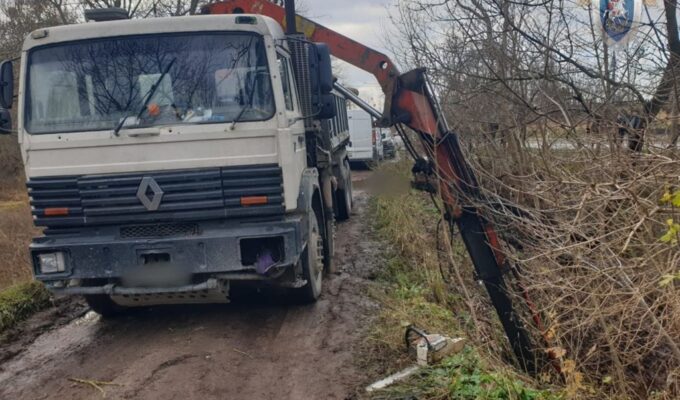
(375, 348, 560, 400)
(0, 189, 48, 334)
(0, 198, 37, 289)
(0, 281, 51, 333)
(363, 161, 562, 400)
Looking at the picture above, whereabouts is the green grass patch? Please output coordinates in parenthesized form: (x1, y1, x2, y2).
(0, 281, 51, 333)
(377, 348, 561, 400)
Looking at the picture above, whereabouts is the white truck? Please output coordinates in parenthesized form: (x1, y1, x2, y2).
(347, 109, 380, 166)
(0, 8, 354, 315)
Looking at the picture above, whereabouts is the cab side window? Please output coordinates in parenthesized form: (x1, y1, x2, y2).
(277, 54, 295, 111)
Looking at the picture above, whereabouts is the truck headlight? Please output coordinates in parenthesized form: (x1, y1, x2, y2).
(38, 252, 66, 274)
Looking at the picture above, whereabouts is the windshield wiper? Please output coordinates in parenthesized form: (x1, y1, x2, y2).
(230, 75, 260, 131)
(113, 57, 177, 136)
(229, 102, 252, 131)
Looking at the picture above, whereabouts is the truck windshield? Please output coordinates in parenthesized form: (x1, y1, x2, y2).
(25, 33, 275, 134)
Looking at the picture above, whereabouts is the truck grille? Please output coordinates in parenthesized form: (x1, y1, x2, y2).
(28, 165, 285, 228)
(120, 223, 200, 239)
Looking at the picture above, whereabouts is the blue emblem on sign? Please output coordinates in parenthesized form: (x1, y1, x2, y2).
(596, 0, 641, 45)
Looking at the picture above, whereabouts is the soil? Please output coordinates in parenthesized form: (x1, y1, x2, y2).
(0, 170, 384, 400)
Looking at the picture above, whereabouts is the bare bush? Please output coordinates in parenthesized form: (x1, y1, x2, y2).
(470, 137, 680, 398)
(388, 1, 680, 398)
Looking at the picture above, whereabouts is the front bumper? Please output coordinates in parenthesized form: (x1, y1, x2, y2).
(51, 278, 222, 295)
(31, 215, 305, 289)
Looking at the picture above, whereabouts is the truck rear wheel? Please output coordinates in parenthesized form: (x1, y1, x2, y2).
(84, 294, 127, 318)
(296, 210, 324, 302)
(335, 160, 353, 221)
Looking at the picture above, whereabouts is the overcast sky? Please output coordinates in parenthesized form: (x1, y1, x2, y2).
(302, 0, 397, 108)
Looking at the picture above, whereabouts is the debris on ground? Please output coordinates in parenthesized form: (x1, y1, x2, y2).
(68, 378, 121, 398)
(366, 325, 467, 393)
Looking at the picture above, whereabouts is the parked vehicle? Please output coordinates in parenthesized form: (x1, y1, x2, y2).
(375, 128, 385, 160)
(379, 128, 397, 159)
(1, 8, 354, 316)
(347, 109, 380, 166)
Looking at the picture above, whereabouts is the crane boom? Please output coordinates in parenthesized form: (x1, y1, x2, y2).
(203, 0, 542, 372)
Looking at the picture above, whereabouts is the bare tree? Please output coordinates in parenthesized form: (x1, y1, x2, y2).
(388, 0, 680, 150)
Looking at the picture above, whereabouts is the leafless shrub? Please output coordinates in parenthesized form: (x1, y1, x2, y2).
(467, 134, 680, 398)
(388, 0, 680, 398)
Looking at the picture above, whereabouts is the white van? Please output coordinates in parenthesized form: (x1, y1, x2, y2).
(347, 109, 381, 165)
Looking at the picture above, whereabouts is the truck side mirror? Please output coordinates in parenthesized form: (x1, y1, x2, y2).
(313, 43, 333, 94)
(309, 43, 335, 119)
(0, 60, 14, 109)
(0, 109, 12, 134)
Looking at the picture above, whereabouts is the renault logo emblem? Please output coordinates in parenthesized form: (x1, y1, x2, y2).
(136, 177, 164, 211)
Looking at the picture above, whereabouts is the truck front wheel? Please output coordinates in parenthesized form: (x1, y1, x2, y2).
(296, 210, 324, 302)
(84, 294, 127, 318)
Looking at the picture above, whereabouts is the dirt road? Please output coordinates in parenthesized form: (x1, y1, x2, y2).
(0, 172, 381, 400)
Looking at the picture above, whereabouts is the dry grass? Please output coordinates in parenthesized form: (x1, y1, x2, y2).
(0, 136, 34, 289)
(0, 135, 25, 201)
(0, 137, 48, 333)
(0, 198, 36, 290)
